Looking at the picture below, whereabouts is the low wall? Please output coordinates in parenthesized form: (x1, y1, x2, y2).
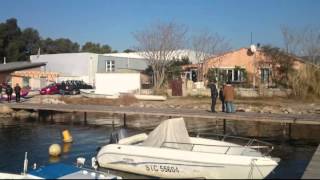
(182, 87, 291, 98)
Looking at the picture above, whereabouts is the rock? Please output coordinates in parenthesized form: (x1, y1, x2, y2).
(169, 105, 175, 108)
(193, 106, 199, 109)
(139, 104, 144, 108)
(0, 105, 14, 114)
(12, 110, 32, 119)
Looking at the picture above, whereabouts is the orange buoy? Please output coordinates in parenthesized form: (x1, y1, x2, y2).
(62, 129, 73, 143)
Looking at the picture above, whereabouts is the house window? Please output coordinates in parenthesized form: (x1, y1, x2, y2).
(210, 68, 246, 83)
(261, 68, 270, 83)
(105, 60, 115, 72)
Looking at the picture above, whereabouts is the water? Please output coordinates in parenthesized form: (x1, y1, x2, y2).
(0, 117, 317, 179)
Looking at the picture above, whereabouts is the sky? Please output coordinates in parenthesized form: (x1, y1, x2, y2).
(0, 0, 319, 52)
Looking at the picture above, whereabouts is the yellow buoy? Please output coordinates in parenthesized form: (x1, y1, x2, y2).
(49, 144, 61, 157)
(62, 129, 73, 143)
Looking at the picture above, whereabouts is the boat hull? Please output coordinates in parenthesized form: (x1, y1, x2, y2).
(97, 144, 278, 179)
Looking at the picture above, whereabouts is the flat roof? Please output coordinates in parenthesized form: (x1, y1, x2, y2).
(0, 62, 46, 73)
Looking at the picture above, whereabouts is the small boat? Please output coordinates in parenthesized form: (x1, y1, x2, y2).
(97, 117, 279, 179)
(0, 153, 122, 179)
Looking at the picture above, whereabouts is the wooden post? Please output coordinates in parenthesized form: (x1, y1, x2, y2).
(50, 111, 53, 122)
(37, 110, 41, 122)
(224, 119, 226, 135)
(288, 123, 292, 140)
(84, 112, 87, 124)
(123, 113, 127, 128)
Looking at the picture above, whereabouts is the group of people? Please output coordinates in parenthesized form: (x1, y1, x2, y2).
(0, 83, 22, 103)
(210, 81, 235, 113)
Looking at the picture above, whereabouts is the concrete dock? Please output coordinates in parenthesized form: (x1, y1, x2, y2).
(6, 103, 320, 125)
(302, 145, 320, 179)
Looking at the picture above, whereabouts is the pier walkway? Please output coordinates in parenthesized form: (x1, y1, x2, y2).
(6, 103, 320, 125)
(302, 145, 320, 179)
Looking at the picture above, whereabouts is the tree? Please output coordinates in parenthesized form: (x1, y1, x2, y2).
(123, 49, 136, 53)
(166, 56, 191, 81)
(280, 25, 320, 64)
(260, 45, 295, 87)
(40, 38, 79, 54)
(81, 42, 115, 53)
(133, 22, 188, 90)
(191, 31, 231, 82)
(21, 28, 41, 55)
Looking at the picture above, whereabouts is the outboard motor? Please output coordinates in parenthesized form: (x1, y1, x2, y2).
(109, 131, 119, 144)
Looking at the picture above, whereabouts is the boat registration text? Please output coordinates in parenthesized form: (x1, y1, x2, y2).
(145, 165, 179, 173)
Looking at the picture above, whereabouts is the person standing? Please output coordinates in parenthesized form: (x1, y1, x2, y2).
(223, 81, 235, 113)
(219, 85, 225, 112)
(14, 83, 21, 102)
(0, 84, 2, 103)
(209, 81, 218, 113)
(6, 85, 13, 103)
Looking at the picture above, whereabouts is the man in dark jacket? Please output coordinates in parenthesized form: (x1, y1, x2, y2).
(209, 81, 218, 113)
(219, 84, 225, 112)
(0, 84, 2, 103)
(14, 83, 21, 102)
(6, 85, 13, 103)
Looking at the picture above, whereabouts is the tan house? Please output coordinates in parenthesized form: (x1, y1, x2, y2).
(201, 48, 305, 87)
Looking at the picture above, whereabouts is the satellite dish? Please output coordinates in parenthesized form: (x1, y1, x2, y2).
(250, 44, 257, 53)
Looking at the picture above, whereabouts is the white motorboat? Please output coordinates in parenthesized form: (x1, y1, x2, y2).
(97, 117, 279, 179)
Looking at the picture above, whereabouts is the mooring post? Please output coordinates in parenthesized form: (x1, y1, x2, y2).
(223, 119, 227, 135)
(50, 111, 53, 122)
(288, 123, 292, 140)
(84, 112, 87, 124)
(123, 113, 127, 128)
(37, 110, 41, 122)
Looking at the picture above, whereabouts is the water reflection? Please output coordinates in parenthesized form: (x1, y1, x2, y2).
(62, 143, 72, 154)
(0, 117, 317, 179)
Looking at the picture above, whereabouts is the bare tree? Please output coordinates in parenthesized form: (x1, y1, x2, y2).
(281, 25, 320, 64)
(191, 31, 230, 82)
(280, 25, 300, 54)
(133, 22, 187, 90)
(299, 26, 320, 64)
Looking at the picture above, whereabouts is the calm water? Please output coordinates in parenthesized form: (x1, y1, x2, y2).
(0, 117, 317, 179)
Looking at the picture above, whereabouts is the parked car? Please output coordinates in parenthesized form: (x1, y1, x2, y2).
(40, 83, 61, 95)
(59, 81, 80, 95)
(58, 80, 93, 95)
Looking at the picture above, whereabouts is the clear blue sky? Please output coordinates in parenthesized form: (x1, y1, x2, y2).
(0, 0, 319, 51)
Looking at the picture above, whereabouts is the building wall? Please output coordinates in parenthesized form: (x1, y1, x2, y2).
(30, 53, 98, 85)
(95, 73, 141, 95)
(204, 48, 260, 77)
(97, 55, 148, 73)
